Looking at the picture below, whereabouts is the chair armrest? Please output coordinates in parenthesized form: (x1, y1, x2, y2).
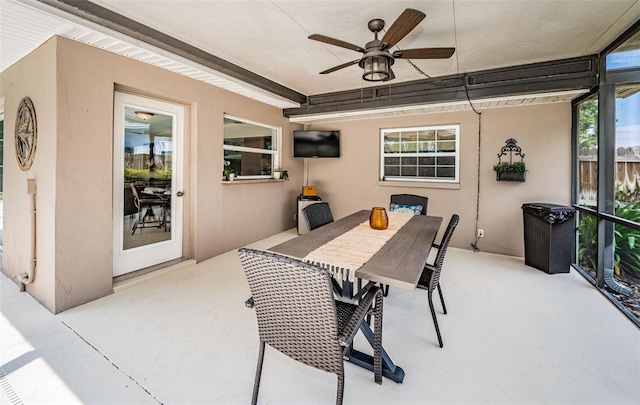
(245, 297, 254, 308)
(337, 286, 382, 346)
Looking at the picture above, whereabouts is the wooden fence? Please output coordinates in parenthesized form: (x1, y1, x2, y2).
(578, 146, 640, 204)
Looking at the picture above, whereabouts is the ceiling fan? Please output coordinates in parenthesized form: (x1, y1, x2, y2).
(309, 8, 455, 82)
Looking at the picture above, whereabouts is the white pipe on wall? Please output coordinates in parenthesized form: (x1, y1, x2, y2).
(18, 179, 36, 292)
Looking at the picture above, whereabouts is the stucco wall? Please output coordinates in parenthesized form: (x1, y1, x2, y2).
(0, 35, 572, 313)
(1, 36, 302, 313)
(0, 39, 58, 312)
(300, 103, 571, 257)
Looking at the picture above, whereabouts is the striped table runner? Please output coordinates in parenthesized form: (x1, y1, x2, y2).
(303, 211, 414, 281)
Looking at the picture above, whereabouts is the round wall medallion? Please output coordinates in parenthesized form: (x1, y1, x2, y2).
(15, 97, 38, 171)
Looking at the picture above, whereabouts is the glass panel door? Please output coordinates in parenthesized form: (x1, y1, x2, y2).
(113, 92, 184, 277)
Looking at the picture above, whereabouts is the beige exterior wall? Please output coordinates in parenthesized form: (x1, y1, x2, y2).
(303, 103, 571, 257)
(1, 37, 302, 313)
(1, 38, 58, 311)
(0, 35, 572, 313)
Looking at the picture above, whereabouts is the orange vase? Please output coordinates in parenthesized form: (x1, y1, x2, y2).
(369, 207, 389, 230)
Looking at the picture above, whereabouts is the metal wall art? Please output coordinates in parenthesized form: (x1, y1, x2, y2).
(15, 97, 38, 171)
(493, 138, 526, 182)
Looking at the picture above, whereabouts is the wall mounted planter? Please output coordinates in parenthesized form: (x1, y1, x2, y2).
(493, 138, 527, 182)
(496, 171, 526, 182)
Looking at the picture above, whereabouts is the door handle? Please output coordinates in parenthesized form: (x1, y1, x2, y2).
(176, 191, 184, 197)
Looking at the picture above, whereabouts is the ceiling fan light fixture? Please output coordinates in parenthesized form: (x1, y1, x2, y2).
(360, 51, 394, 82)
(135, 111, 154, 120)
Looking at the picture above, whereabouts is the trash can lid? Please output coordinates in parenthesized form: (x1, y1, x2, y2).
(522, 203, 576, 224)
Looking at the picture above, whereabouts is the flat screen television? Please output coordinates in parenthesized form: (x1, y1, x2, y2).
(293, 130, 340, 158)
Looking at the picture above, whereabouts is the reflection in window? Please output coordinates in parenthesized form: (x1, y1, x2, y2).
(614, 84, 640, 205)
(606, 30, 640, 70)
(381, 125, 459, 182)
(223, 115, 279, 179)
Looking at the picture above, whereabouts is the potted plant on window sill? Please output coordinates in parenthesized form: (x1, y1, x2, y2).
(223, 161, 235, 181)
(493, 161, 527, 182)
(272, 168, 289, 180)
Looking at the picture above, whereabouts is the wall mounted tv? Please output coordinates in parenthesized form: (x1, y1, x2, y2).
(293, 130, 340, 158)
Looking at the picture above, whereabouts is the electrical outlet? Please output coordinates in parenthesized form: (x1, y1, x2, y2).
(478, 229, 485, 238)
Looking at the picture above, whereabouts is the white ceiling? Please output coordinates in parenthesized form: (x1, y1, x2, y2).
(2, 0, 640, 111)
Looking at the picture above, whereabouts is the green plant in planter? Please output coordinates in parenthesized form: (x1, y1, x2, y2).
(223, 160, 235, 180)
(493, 161, 527, 173)
(493, 161, 526, 181)
(280, 169, 289, 180)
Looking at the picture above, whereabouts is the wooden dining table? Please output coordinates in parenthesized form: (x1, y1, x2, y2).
(268, 209, 443, 383)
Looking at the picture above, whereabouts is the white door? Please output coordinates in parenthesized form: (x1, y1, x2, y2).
(113, 92, 184, 277)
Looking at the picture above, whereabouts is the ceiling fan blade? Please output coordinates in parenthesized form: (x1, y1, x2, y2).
(319, 59, 360, 74)
(380, 8, 426, 50)
(309, 34, 366, 53)
(393, 47, 455, 59)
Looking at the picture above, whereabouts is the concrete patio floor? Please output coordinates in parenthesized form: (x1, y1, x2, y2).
(1, 228, 639, 404)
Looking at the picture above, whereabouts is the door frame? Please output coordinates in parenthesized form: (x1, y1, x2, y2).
(112, 91, 185, 277)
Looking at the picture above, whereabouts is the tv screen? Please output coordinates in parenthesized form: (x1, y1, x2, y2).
(293, 130, 340, 158)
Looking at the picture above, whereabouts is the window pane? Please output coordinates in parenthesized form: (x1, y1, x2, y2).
(418, 166, 435, 177)
(385, 166, 400, 176)
(437, 141, 456, 152)
(437, 167, 455, 178)
(418, 129, 435, 141)
(417, 141, 435, 153)
(381, 125, 459, 182)
(437, 128, 456, 140)
(614, 84, 640, 207)
(223, 117, 274, 149)
(606, 30, 640, 70)
(418, 156, 436, 165)
(224, 150, 273, 176)
(577, 98, 598, 207)
(577, 211, 598, 276)
(399, 156, 417, 166)
(402, 166, 417, 176)
(437, 156, 455, 166)
(383, 132, 401, 153)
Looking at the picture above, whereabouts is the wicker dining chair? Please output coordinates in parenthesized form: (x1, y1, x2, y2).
(130, 184, 166, 235)
(389, 193, 429, 215)
(238, 248, 383, 405)
(302, 202, 334, 231)
(417, 214, 459, 348)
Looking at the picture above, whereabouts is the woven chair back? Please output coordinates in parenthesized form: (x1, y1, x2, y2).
(302, 202, 334, 231)
(238, 248, 344, 375)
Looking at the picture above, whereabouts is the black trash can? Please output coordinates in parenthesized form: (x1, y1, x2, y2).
(522, 203, 576, 274)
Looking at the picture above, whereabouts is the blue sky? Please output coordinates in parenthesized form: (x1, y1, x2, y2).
(607, 50, 640, 148)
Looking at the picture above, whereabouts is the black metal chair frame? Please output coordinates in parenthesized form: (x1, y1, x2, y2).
(238, 248, 383, 405)
(417, 214, 459, 348)
(130, 184, 167, 235)
(302, 202, 334, 231)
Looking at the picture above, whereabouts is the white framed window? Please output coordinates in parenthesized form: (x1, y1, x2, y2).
(380, 124, 460, 183)
(223, 114, 280, 179)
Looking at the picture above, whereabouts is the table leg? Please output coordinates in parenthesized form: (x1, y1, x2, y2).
(340, 280, 405, 383)
(343, 321, 405, 383)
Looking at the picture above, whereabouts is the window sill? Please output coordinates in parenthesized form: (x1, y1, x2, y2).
(221, 179, 286, 185)
(378, 180, 460, 190)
